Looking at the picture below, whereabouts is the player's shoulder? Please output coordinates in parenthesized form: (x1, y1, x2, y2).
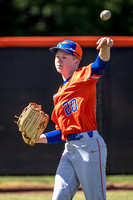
(73, 63, 102, 82)
(76, 64, 91, 72)
(73, 64, 92, 78)
(70, 64, 92, 83)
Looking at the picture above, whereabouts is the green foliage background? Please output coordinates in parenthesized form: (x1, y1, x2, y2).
(0, 0, 133, 36)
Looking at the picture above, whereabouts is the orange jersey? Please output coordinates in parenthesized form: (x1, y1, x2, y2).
(51, 64, 102, 141)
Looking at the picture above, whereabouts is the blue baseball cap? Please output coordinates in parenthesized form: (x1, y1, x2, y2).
(50, 40, 82, 61)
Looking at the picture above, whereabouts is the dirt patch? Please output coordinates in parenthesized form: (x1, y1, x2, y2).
(0, 183, 133, 193)
(106, 183, 133, 191)
(0, 183, 53, 193)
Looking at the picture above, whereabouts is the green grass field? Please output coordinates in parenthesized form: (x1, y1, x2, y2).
(0, 191, 133, 200)
(0, 175, 133, 185)
(0, 175, 133, 200)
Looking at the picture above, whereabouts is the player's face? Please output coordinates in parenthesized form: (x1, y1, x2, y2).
(55, 50, 79, 80)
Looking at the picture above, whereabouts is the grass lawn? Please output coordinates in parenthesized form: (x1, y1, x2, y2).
(0, 191, 133, 200)
(106, 175, 133, 184)
(0, 175, 133, 200)
(0, 175, 133, 185)
(0, 176, 55, 186)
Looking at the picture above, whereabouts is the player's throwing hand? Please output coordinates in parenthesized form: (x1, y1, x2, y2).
(96, 37, 113, 50)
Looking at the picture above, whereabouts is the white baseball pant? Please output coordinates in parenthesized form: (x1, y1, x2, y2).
(52, 130, 107, 200)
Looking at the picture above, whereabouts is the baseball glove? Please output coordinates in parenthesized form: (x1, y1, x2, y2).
(15, 103, 49, 146)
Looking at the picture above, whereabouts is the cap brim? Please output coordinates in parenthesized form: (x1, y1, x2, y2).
(49, 46, 82, 61)
(49, 47, 74, 56)
(49, 47, 59, 53)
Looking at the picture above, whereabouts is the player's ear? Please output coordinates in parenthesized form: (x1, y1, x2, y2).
(74, 58, 80, 66)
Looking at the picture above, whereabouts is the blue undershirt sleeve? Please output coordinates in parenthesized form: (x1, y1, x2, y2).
(44, 129, 65, 144)
(91, 55, 110, 75)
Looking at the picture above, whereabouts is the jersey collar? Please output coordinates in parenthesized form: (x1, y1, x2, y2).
(63, 76, 72, 85)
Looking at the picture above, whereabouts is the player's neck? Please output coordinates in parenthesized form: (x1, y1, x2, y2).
(62, 68, 77, 81)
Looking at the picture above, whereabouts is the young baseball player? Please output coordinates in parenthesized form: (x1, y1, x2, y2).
(37, 37, 113, 200)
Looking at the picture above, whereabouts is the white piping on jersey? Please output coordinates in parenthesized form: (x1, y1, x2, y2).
(88, 75, 99, 80)
(53, 87, 66, 99)
(87, 64, 91, 80)
(92, 76, 99, 79)
(87, 64, 100, 80)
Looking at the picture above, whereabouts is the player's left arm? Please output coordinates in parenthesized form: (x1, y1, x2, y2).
(91, 37, 113, 75)
(97, 37, 113, 61)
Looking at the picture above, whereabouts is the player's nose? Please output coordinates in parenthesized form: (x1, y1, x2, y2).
(57, 57, 62, 63)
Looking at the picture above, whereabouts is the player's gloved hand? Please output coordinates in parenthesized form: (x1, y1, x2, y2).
(14, 103, 49, 146)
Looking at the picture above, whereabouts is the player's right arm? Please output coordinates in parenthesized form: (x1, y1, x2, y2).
(36, 129, 65, 144)
(36, 134, 48, 143)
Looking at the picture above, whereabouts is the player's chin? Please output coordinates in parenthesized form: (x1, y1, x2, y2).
(57, 70, 64, 75)
(56, 66, 64, 73)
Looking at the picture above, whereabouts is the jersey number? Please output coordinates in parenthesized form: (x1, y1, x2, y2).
(63, 98, 77, 116)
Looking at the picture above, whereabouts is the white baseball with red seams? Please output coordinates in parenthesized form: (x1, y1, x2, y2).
(100, 10, 111, 21)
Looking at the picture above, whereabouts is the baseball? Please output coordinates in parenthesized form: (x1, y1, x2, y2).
(100, 10, 111, 21)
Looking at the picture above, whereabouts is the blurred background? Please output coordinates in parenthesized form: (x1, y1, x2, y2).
(0, 0, 133, 175)
(0, 0, 133, 36)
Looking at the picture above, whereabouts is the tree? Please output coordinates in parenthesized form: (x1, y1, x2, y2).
(0, 0, 132, 36)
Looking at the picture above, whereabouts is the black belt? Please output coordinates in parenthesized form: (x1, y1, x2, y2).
(67, 131, 93, 141)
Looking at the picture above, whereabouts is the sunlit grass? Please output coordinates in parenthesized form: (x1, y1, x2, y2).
(0, 191, 133, 200)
